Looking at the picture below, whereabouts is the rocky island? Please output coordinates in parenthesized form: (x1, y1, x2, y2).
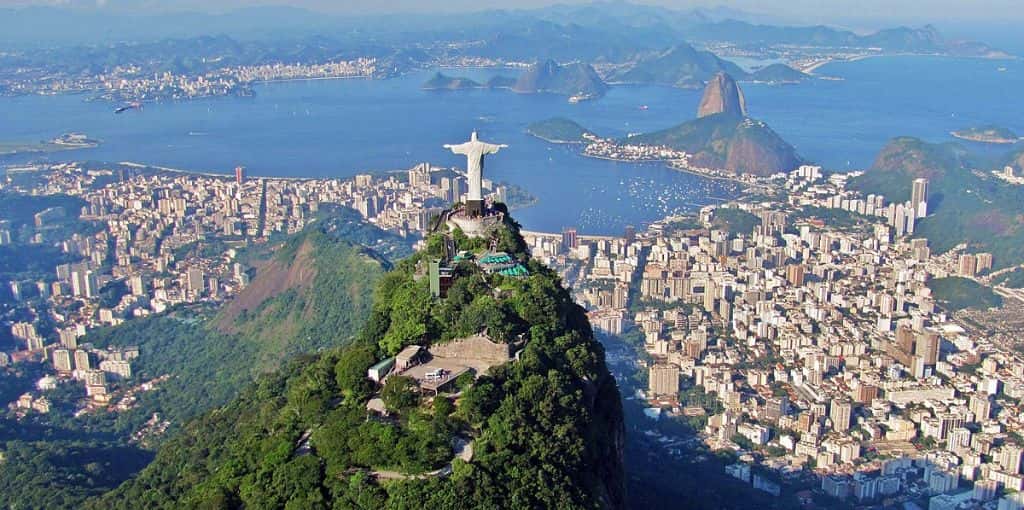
(747, 63, 811, 84)
(513, 59, 608, 100)
(421, 72, 482, 90)
(951, 125, 1021, 144)
(420, 73, 521, 92)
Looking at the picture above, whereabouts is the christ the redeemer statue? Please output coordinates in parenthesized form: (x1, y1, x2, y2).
(444, 131, 507, 204)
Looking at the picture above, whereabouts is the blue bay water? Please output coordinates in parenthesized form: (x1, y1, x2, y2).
(1, 56, 1021, 234)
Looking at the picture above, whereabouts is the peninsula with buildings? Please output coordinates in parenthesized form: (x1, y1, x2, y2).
(528, 72, 803, 182)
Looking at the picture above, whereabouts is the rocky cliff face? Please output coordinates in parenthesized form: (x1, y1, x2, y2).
(697, 72, 746, 118)
(724, 119, 803, 176)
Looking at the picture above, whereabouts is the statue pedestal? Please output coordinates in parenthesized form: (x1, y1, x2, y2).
(465, 199, 485, 218)
(446, 207, 502, 238)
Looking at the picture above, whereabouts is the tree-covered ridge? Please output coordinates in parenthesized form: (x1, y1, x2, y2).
(89, 211, 625, 510)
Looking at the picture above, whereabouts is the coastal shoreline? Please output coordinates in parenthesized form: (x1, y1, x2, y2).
(251, 75, 373, 85)
(0, 140, 99, 158)
(950, 131, 1021, 144)
(802, 51, 1017, 74)
(527, 132, 762, 190)
(524, 131, 587, 145)
(801, 53, 879, 74)
(118, 161, 330, 182)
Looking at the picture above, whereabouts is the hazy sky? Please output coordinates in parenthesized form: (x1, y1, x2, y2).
(3, 0, 1023, 24)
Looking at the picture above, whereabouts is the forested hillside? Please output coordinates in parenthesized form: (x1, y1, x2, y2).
(89, 211, 626, 510)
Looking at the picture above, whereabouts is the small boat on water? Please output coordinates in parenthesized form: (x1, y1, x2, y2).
(638, 105, 649, 111)
(114, 102, 142, 114)
(998, 67, 1008, 72)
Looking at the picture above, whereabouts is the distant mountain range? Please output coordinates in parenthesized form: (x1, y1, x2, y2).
(683, 21, 1009, 57)
(606, 43, 746, 88)
(0, 3, 1009, 60)
(606, 42, 810, 89)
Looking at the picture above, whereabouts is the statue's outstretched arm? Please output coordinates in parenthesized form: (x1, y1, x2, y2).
(483, 143, 508, 155)
(444, 142, 473, 155)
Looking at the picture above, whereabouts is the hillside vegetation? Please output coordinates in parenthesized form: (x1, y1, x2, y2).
(927, 277, 1003, 311)
(89, 211, 625, 510)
